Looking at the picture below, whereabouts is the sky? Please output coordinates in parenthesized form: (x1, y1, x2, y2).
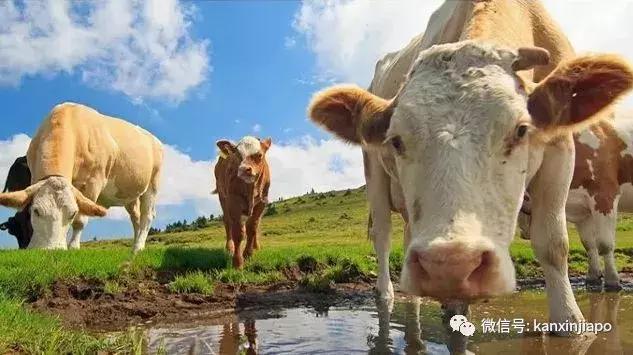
(1, 0, 633, 248)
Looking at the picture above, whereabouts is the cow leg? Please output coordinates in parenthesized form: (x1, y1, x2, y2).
(219, 197, 234, 254)
(575, 219, 604, 287)
(132, 189, 157, 254)
(366, 153, 394, 300)
(244, 202, 265, 260)
(231, 220, 246, 268)
(68, 182, 103, 249)
(597, 211, 620, 291)
(125, 199, 141, 245)
(68, 215, 88, 249)
(528, 142, 584, 332)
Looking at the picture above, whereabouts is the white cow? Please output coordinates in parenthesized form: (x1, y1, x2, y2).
(308, 0, 633, 333)
(0, 102, 163, 253)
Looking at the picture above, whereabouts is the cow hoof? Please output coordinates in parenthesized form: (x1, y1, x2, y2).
(604, 282, 623, 292)
(243, 249, 253, 260)
(68, 244, 81, 250)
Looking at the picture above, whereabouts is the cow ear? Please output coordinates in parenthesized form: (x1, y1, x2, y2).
(0, 181, 43, 210)
(308, 85, 393, 145)
(216, 140, 237, 156)
(528, 54, 633, 133)
(73, 187, 107, 217)
(260, 137, 272, 152)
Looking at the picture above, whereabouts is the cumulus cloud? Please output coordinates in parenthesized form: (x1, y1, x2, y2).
(293, 0, 443, 86)
(252, 123, 262, 133)
(294, 0, 633, 108)
(267, 137, 363, 200)
(0, 0, 210, 103)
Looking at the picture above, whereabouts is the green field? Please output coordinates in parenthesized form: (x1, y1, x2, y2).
(1, 187, 633, 353)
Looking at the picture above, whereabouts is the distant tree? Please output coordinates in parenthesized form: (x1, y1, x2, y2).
(148, 227, 161, 235)
(310, 188, 315, 195)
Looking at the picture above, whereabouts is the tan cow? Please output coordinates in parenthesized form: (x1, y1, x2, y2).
(519, 110, 633, 290)
(0, 102, 163, 252)
(308, 0, 633, 332)
(213, 136, 272, 268)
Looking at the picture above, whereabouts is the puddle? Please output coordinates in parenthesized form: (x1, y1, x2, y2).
(147, 291, 633, 354)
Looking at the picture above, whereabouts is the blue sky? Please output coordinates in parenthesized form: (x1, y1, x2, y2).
(1, 0, 632, 248)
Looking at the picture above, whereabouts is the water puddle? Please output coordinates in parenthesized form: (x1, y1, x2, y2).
(147, 291, 633, 354)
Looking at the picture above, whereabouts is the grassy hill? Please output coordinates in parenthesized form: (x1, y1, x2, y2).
(1, 186, 633, 353)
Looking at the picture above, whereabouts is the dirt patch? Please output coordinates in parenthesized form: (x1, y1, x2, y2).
(31, 279, 374, 332)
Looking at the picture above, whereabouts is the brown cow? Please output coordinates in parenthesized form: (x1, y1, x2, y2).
(519, 111, 633, 290)
(213, 136, 272, 268)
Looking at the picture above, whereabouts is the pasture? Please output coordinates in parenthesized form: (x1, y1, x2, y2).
(1, 187, 633, 353)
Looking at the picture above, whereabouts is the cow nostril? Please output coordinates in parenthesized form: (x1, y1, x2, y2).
(467, 251, 492, 283)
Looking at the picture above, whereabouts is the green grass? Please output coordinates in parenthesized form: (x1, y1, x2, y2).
(1, 186, 633, 352)
(168, 271, 215, 295)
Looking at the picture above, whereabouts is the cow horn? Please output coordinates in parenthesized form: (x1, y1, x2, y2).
(512, 47, 550, 71)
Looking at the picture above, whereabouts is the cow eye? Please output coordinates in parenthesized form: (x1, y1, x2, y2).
(516, 124, 530, 139)
(390, 136, 405, 155)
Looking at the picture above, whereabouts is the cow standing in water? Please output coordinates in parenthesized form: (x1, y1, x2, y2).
(214, 136, 272, 268)
(519, 110, 633, 291)
(0, 156, 32, 248)
(308, 0, 633, 333)
(0, 102, 163, 253)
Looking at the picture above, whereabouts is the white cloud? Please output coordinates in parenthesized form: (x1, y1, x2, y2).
(294, 0, 633, 108)
(267, 137, 363, 200)
(293, 0, 443, 86)
(0, 0, 210, 103)
(252, 123, 262, 133)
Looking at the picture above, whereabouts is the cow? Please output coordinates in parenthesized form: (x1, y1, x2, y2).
(213, 136, 272, 268)
(0, 156, 33, 248)
(307, 0, 633, 333)
(0, 102, 163, 253)
(519, 111, 633, 291)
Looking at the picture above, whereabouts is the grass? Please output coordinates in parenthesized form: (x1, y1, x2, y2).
(1, 186, 633, 352)
(168, 271, 215, 295)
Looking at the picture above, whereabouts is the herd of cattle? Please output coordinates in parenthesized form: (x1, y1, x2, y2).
(1, 0, 633, 333)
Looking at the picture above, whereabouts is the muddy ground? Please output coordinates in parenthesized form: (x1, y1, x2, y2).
(31, 272, 633, 333)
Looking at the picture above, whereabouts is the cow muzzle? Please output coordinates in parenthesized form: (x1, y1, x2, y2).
(401, 240, 513, 300)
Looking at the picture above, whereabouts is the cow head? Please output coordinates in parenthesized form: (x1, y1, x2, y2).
(0, 209, 32, 249)
(0, 176, 107, 249)
(309, 41, 633, 300)
(217, 136, 272, 184)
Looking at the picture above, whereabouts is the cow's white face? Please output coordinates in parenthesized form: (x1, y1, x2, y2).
(308, 40, 633, 300)
(217, 136, 272, 184)
(29, 177, 79, 249)
(388, 42, 535, 298)
(0, 176, 108, 249)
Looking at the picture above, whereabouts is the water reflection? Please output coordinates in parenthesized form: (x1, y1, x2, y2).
(147, 292, 631, 354)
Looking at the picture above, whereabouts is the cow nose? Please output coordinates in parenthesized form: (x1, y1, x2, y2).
(411, 243, 497, 299)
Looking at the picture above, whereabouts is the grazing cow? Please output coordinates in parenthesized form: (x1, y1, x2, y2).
(519, 111, 633, 290)
(308, 0, 633, 331)
(0, 102, 163, 252)
(213, 136, 272, 268)
(3, 156, 31, 193)
(0, 156, 33, 248)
